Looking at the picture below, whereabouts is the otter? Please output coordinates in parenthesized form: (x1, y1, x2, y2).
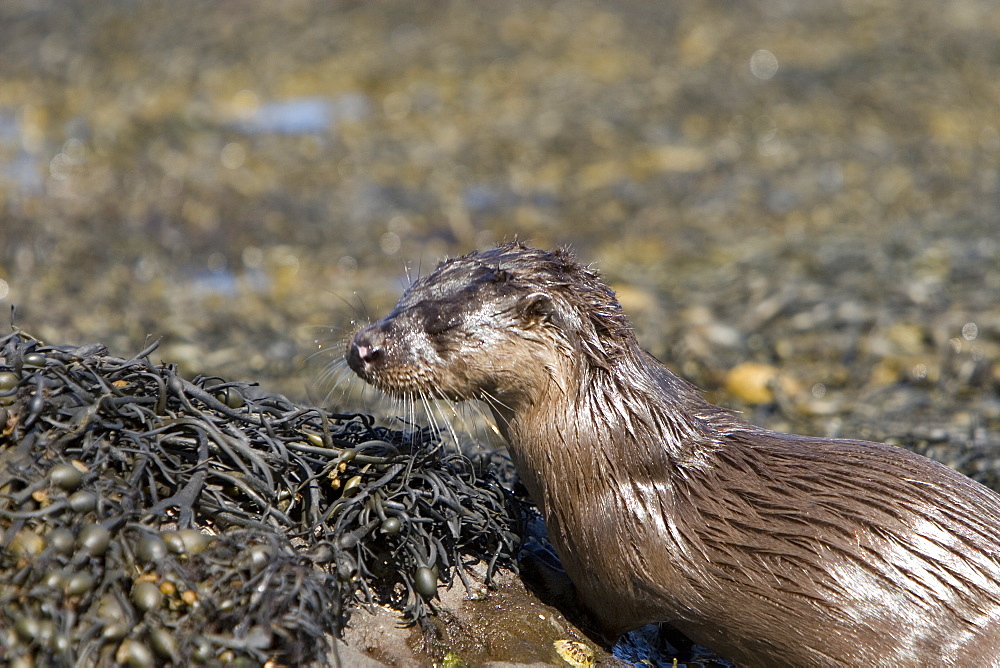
(346, 242, 1000, 666)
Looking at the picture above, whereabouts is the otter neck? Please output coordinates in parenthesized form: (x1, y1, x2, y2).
(486, 343, 728, 500)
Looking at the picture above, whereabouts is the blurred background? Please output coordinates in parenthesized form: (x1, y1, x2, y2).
(1, 0, 998, 455)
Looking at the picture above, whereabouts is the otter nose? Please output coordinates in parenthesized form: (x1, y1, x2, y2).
(346, 329, 383, 375)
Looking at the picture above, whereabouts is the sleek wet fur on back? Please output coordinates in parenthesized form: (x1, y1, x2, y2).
(347, 242, 1000, 666)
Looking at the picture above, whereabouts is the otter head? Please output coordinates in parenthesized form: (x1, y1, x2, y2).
(346, 242, 634, 410)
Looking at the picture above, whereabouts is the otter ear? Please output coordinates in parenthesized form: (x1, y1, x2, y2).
(517, 292, 554, 323)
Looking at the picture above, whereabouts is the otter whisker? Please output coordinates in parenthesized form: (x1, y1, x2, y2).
(472, 394, 508, 442)
(319, 359, 377, 413)
(433, 400, 464, 452)
(478, 389, 513, 417)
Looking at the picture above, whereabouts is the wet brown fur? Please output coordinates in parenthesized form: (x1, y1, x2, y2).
(347, 242, 1000, 666)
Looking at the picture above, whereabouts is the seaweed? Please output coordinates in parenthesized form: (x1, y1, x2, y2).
(0, 328, 521, 665)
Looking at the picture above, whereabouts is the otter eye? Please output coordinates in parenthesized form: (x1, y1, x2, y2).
(426, 310, 460, 335)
